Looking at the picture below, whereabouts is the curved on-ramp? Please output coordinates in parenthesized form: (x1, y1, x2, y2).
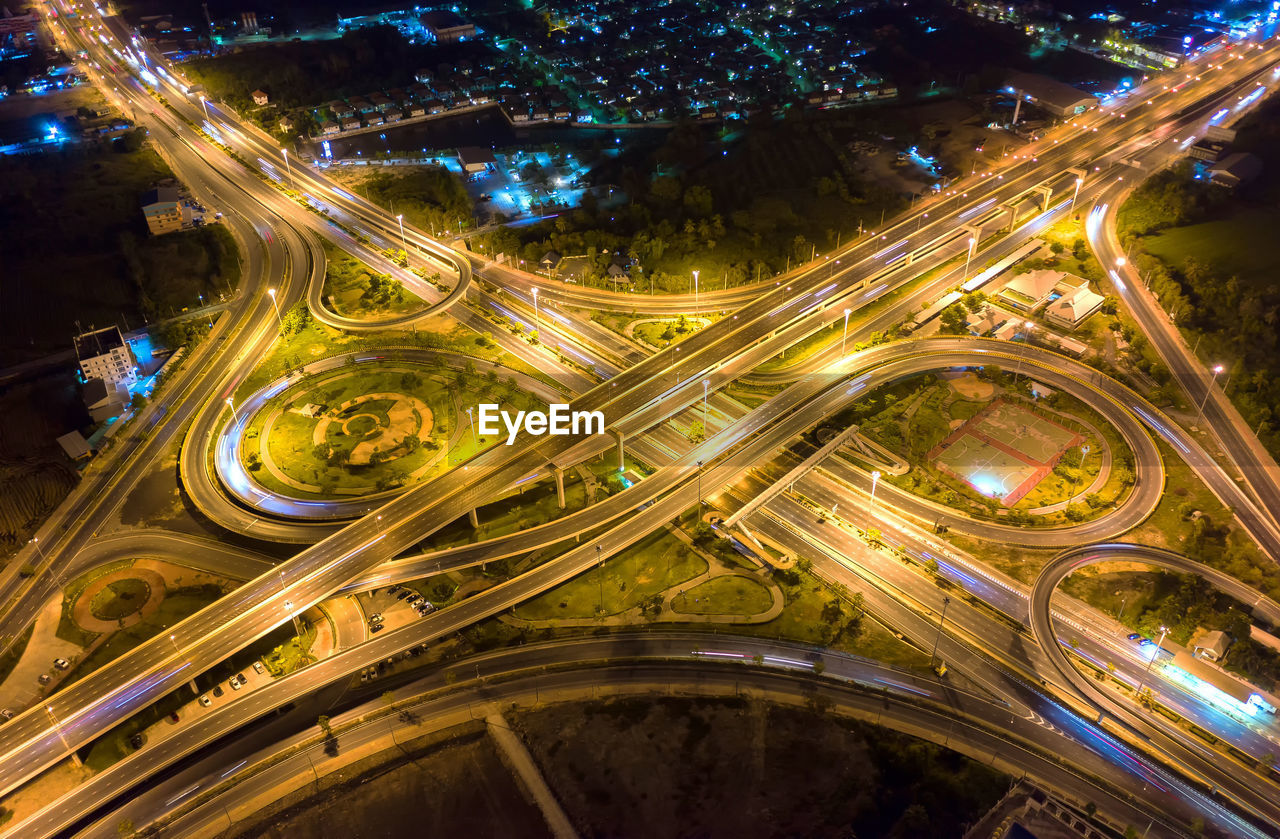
(1029, 542, 1280, 832)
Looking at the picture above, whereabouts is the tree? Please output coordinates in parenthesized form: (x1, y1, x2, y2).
(939, 303, 968, 335)
(1049, 240, 1066, 256)
(317, 715, 331, 734)
(116, 818, 135, 837)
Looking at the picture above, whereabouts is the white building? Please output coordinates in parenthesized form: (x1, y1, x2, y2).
(75, 326, 137, 390)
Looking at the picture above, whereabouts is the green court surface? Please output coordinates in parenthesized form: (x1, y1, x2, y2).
(972, 402, 1076, 464)
(935, 435, 1038, 500)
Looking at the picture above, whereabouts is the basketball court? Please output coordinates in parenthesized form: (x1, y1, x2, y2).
(930, 399, 1082, 506)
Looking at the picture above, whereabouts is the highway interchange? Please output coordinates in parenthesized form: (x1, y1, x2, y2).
(8, 2, 1280, 836)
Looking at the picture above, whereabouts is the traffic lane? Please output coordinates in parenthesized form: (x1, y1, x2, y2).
(93, 646, 1174, 839)
(748, 500, 1273, 839)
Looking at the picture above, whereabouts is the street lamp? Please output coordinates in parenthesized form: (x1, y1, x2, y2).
(870, 470, 882, 507)
(46, 705, 73, 753)
(281, 147, 294, 189)
(169, 634, 180, 655)
(1135, 625, 1169, 703)
(1198, 364, 1224, 417)
(702, 379, 709, 433)
(692, 269, 699, 312)
(596, 544, 604, 614)
(266, 286, 284, 330)
(963, 236, 976, 281)
(1070, 176, 1083, 212)
(466, 406, 477, 447)
(1116, 256, 1127, 268)
(696, 459, 704, 514)
(226, 397, 239, 425)
(395, 213, 408, 254)
(531, 287, 540, 336)
(841, 308, 851, 357)
(198, 93, 209, 121)
(283, 598, 303, 639)
(930, 596, 951, 664)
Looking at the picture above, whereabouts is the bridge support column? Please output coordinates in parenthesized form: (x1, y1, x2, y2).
(469, 507, 479, 528)
(1034, 184, 1054, 210)
(999, 203, 1018, 232)
(611, 429, 625, 472)
(553, 466, 566, 509)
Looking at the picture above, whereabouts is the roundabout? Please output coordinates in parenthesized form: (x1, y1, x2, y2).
(201, 349, 567, 526)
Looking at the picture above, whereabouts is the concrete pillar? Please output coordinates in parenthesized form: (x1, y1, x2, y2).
(611, 429, 625, 472)
(553, 467, 566, 509)
(1000, 203, 1018, 232)
(1035, 184, 1053, 209)
(469, 507, 479, 528)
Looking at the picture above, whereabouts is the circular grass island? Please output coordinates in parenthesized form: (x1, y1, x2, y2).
(829, 368, 1138, 526)
(231, 356, 546, 504)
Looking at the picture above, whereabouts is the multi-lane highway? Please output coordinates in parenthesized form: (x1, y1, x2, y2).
(10, 3, 1280, 836)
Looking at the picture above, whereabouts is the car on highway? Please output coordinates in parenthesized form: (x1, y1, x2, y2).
(1127, 633, 1143, 641)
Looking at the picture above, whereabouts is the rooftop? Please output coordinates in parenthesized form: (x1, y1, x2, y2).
(74, 325, 126, 359)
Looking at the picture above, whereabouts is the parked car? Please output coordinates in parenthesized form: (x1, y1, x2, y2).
(252, 660, 265, 674)
(371, 623, 385, 634)
(230, 678, 242, 691)
(237, 673, 249, 686)
(130, 733, 147, 749)
(369, 613, 384, 624)
(167, 711, 180, 723)
(0, 710, 12, 722)
(53, 658, 70, 670)
(37, 673, 51, 685)
(397, 591, 413, 601)
(212, 684, 224, 698)
(199, 694, 212, 707)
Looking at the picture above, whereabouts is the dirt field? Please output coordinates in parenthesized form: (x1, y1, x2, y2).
(516, 697, 1008, 838)
(224, 727, 550, 839)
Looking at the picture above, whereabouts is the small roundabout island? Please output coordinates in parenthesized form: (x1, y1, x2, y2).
(214, 350, 560, 521)
(832, 367, 1142, 530)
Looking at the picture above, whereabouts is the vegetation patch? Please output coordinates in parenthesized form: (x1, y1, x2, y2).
(672, 575, 773, 615)
(88, 578, 152, 622)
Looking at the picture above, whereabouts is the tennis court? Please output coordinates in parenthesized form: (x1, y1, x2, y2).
(974, 401, 1078, 464)
(935, 435, 1040, 501)
(930, 400, 1081, 506)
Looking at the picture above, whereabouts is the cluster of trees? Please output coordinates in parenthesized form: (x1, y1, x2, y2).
(1132, 572, 1280, 691)
(476, 111, 904, 293)
(121, 225, 239, 323)
(185, 25, 485, 119)
(359, 272, 405, 309)
(360, 168, 472, 239)
(1120, 163, 1280, 456)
